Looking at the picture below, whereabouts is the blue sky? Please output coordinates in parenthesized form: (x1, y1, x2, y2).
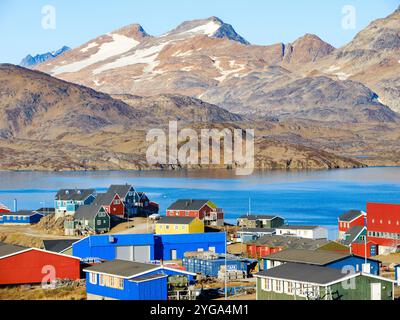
(0, 0, 398, 64)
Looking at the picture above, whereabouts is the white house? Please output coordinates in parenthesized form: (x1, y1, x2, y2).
(275, 225, 328, 240)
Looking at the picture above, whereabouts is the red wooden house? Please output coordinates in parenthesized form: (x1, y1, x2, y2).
(167, 199, 224, 227)
(338, 210, 366, 241)
(0, 243, 81, 285)
(367, 202, 400, 255)
(95, 192, 125, 218)
(0, 202, 10, 214)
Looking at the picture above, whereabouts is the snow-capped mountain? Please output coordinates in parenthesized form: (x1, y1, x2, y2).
(20, 46, 70, 67)
(33, 11, 400, 118)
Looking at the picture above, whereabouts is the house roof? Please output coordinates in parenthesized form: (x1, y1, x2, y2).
(255, 263, 352, 285)
(265, 249, 351, 265)
(75, 204, 104, 220)
(237, 228, 276, 234)
(238, 215, 280, 221)
(95, 192, 117, 206)
(342, 226, 365, 246)
(276, 225, 321, 230)
(42, 239, 78, 253)
(35, 208, 55, 214)
(130, 274, 168, 283)
(1, 210, 41, 217)
(339, 210, 365, 222)
(167, 200, 211, 211)
(55, 189, 95, 201)
(83, 260, 158, 278)
(251, 235, 330, 251)
(157, 217, 197, 225)
(0, 243, 28, 258)
(108, 185, 133, 199)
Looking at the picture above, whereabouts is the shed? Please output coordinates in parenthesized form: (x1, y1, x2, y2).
(0, 244, 81, 285)
(42, 239, 78, 255)
(0, 211, 43, 225)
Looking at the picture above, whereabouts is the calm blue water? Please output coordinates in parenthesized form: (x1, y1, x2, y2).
(1, 168, 400, 239)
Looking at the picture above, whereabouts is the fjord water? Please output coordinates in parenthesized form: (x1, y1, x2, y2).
(1, 167, 400, 239)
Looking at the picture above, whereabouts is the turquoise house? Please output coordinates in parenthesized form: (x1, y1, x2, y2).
(54, 189, 96, 218)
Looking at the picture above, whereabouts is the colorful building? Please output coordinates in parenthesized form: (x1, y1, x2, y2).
(366, 203, 400, 255)
(72, 233, 226, 262)
(237, 215, 284, 229)
(95, 192, 125, 218)
(167, 200, 224, 227)
(275, 225, 328, 240)
(338, 210, 366, 241)
(255, 262, 394, 300)
(262, 249, 381, 275)
(54, 189, 96, 218)
(71, 204, 110, 235)
(84, 260, 196, 300)
(0, 243, 81, 285)
(0, 202, 11, 214)
(155, 217, 204, 235)
(0, 210, 43, 225)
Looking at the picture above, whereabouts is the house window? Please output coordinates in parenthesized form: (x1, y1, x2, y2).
(286, 281, 294, 295)
(97, 220, 101, 226)
(175, 225, 179, 230)
(372, 219, 375, 224)
(261, 278, 272, 292)
(100, 275, 124, 290)
(89, 273, 97, 285)
(186, 211, 190, 216)
(273, 280, 283, 293)
(166, 225, 170, 230)
(114, 200, 121, 205)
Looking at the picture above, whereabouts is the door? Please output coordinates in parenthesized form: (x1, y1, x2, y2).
(371, 283, 381, 300)
(133, 245, 151, 263)
(171, 249, 177, 260)
(116, 246, 134, 261)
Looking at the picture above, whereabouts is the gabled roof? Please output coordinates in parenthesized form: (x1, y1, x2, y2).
(95, 192, 118, 206)
(339, 210, 365, 222)
(276, 225, 321, 230)
(42, 239, 78, 253)
(265, 249, 351, 265)
(167, 200, 212, 211)
(157, 217, 197, 225)
(238, 215, 280, 221)
(0, 243, 27, 258)
(83, 260, 159, 278)
(255, 262, 354, 285)
(108, 185, 134, 199)
(75, 204, 105, 220)
(35, 208, 55, 214)
(55, 189, 95, 201)
(342, 226, 365, 246)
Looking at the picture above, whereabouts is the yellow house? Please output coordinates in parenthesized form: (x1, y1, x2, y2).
(155, 217, 205, 235)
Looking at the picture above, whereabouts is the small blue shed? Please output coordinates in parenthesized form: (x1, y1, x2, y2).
(395, 264, 400, 286)
(0, 211, 43, 225)
(84, 260, 196, 300)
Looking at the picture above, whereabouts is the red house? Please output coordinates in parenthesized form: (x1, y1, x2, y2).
(0, 202, 10, 214)
(0, 243, 81, 285)
(95, 192, 125, 218)
(367, 202, 400, 255)
(167, 199, 224, 227)
(338, 210, 366, 241)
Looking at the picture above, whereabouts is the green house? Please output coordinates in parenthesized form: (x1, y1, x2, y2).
(255, 262, 394, 300)
(74, 204, 110, 234)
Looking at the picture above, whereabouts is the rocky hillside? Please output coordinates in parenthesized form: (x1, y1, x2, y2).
(33, 11, 400, 121)
(20, 46, 70, 67)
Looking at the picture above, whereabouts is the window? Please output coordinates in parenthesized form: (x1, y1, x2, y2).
(175, 225, 179, 230)
(186, 211, 190, 216)
(166, 225, 170, 230)
(99, 275, 124, 290)
(89, 273, 97, 285)
(97, 220, 101, 226)
(286, 281, 294, 295)
(261, 278, 272, 292)
(273, 280, 283, 293)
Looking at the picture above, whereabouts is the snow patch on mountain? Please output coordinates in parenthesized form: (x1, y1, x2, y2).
(80, 42, 99, 53)
(93, 41, 173, 75)
(181, 21, 221, 36)
(52, 34, 139, 75)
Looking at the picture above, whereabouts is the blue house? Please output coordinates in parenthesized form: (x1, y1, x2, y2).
(54, 189, 96, 218)
(0, 211, 43, 225)
(72, 233, 226, 262)
(262, 249, 381, 275)
(395, 264, 400, 286)
(83, 259, 196, 300)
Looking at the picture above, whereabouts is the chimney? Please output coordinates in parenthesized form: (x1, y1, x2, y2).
(14, 199, 17, 212)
